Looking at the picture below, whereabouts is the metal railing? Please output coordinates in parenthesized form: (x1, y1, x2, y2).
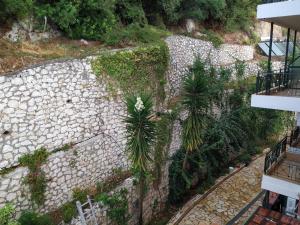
(256, 69, 289, 94)
(290, 126, 300, 146)
(261, 0, 288, 4)
(264, 136, 288, 173)
(272, 161, 300, 182)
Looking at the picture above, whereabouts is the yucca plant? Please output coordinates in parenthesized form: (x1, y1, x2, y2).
(124, 94, 156, 225)
(181, 59, 211, 169)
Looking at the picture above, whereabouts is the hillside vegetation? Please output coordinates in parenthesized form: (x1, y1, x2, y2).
(1, 0, 259, 44)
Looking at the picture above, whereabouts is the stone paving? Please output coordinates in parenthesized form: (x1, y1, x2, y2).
(234, 194, 264, 225)
(173, 155, 265, 225)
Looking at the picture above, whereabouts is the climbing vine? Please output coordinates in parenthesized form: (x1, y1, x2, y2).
(153, 109, 177, 188)
(18, 148, 50, 206)
(92, 42, 169, 104)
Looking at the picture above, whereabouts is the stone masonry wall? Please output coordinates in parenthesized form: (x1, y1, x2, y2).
(165, 35, 283, 98)
(0, 35, 282, 222)
(0, 58, 130, 214)
(0, 58, 127, 169)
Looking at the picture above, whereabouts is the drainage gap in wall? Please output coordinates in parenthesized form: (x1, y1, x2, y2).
(66, 99, 72, 103)
(2, 130, 10, 136)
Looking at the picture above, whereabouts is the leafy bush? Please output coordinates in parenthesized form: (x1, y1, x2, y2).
(0, 0, 259, 41)
(168, 149, 191, 203)
(0, 0, 260, 41)
(72, 188, 89, 203)
(116, 0, 146, 25)
(96, 188, 129, 225)
(18, 211, 54, 225)
(202, 30, 224, 48)
(237, 153, 252, 165)
(0, 204, 19, 225)
(35, 0, 117, 40)
(0, 0, 33, 23)
(180, 0, 225, 21)
(223, 0, 260, 32)
(159, 0, 182, 23)
(61, 203, 77, 223)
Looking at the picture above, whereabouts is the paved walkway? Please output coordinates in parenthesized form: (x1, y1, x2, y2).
(169, 155, 265, 225)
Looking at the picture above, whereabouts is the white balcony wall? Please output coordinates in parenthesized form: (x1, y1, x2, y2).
(262, 175, 300, 199)
(257, 0, 300, 31)
(251, 94, 300, 112)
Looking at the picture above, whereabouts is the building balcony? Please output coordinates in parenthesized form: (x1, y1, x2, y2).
(261, 0, 289, 3)
(245, 206, 300, 224)
(257, 0, 300, 31)
(251, 62, 300, 112)
(262, 128, 300, 199)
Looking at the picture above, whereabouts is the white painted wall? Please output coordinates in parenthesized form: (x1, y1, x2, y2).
(297, 112, 300, 126)
(262, 175, 300, 199)
(251, 94, 300, 112)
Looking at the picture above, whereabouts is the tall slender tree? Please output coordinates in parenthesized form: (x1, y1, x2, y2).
(124, 94, 156, 225)
(181, 59, 211, 169)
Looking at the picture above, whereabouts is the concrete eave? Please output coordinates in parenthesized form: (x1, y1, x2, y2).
(257, 1, 300, 30)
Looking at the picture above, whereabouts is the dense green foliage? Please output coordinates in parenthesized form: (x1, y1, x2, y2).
(96, 188, 129, 225)
(18, 148, 50, 206)
(92, 43, 169, 104)
(0, 0, 259, 42)
(61, 202, 76, 223)
(169, 59, 293, 204)
(182, 60, 210, 155)
(0, 204, 19, 225)
(18, 211, 54, 225)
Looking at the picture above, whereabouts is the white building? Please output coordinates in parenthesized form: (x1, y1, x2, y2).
(250, 0, 300, 221)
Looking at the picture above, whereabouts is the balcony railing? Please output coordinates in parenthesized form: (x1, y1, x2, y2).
(261, 0, 288, 4)
(255, 68, 300, 95)
(264, 136, 288, 173)
(264, 128, 300, 182)
(271, 161, 300, 182)
(256, 69, 289, 95)
(290, 126, 300, 146)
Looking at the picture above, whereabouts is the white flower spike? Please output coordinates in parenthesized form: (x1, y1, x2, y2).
(135, 97, 145, 112)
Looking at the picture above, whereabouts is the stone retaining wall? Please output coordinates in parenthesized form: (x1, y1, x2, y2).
(0, 58, 127, 169)
(165, 35, 283, 98)
(0, 35, 281, 222)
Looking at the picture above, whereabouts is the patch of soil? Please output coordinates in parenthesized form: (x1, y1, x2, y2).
(0, 37, 105, 75)
(223, 31, 250, 45)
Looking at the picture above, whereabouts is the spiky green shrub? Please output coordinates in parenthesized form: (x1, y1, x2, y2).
(181, 59, 211, 169)
(124, 94, 156, 225)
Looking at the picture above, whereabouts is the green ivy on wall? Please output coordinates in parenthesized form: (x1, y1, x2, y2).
(18, 148, 50, 206)
(92, 42, 169, 105)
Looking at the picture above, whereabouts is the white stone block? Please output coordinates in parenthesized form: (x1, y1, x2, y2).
(11, 78, 23, 85)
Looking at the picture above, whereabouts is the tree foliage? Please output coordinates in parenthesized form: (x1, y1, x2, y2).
(124, 94, 156, 225)
(169, 58, 293, 204)
(0, 0, 259, 41)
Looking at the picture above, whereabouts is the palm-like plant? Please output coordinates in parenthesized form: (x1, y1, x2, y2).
(124, 94, 156, 225)
(181, 59, 211, 169)
(203, 110, 247, 154)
